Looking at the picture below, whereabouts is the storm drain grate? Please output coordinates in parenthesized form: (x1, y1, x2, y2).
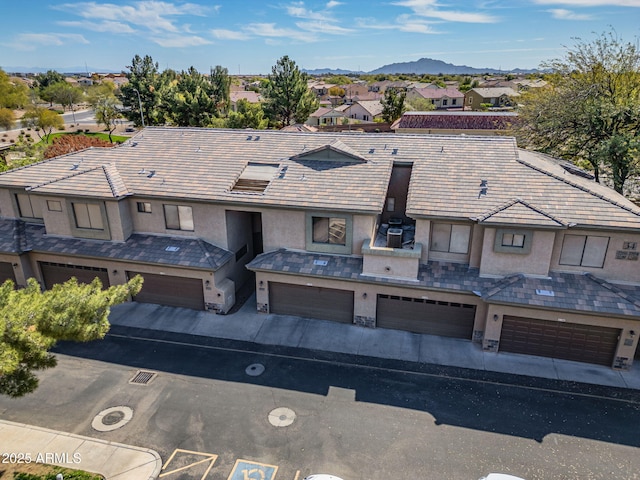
(129, 370, 157, 385)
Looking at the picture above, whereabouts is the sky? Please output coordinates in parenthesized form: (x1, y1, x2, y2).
(1, 0, 639, 75)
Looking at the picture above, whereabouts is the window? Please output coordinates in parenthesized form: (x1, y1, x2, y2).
(442, 99, 448, 106)
(312, 217, 346, 245)
(137, 202, 152, 213)
(468, 97, 473, 105)
(493, 228, 532, 254)
(452, 99, 457, 105)
(164, 204, 194, 231)
(560, 234, 609, 268)
(47, 200, 62, 212)
(72, 203, 104, 230)
(430, 223, 471, 254)
(386, 198, 396, 212)
(16, 194, 43, 219)
(501, 233, 525, 248)
(235, 244, 248, 261)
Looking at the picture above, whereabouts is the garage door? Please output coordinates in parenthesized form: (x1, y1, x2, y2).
(127, 271, 204, 310)
(269, 282, 354, 323)
(40, 261, 110, 289)
(376, 294, 476, 338)
(0, 261, 16, 285)
(500, 316, 620, 366)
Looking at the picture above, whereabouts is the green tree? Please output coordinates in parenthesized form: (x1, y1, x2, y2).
(405, 97, 435, 112)
(381, 88, 407, 123)
(514, 31, 640, 194)
(120, 54, 162, 126)
(34, 70, 65, 90)
(210, 65, 231, 116)
(0, 69, 30, 109)
(93, 96, 122, 142)
(0, 107, 15, 130)
(43, 82, 84, 112)
(227, 99, 268, 129)
(166, 66, 217, 127)
(0, 276, 143, 397)
(21, 107, 64, 143)
(262, 56, 318, 128)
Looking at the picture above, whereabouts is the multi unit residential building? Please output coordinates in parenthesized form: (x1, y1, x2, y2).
(0, 128, 639, 370)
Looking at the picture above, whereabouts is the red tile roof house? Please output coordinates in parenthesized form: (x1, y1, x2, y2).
(406, 87, 465, 110)
(391, 111, 519, 136)
(0, 128, 639, 370)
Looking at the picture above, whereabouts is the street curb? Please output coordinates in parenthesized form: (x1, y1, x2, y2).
(0, 419, 162, 480)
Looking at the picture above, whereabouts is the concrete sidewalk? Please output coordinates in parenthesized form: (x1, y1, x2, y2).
(108, 295, 640, 391)
(0, 420, 161, 480)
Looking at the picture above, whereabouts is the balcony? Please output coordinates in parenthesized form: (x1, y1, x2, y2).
(360, 217, 422, 280)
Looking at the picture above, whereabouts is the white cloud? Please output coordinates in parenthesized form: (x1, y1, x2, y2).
(54, 1, 215, 34)
(295, 21, 354, 34)
(211, 29, 251, 40)
(244, 23, 316, 42)
(7, 33, 89, 51)
(57, 20, 136, 34)
(150, 34, 212, 47)
(355, 15, 438, 34)
(533, 0, 640, 5)
(326, 0, 342, 7)
(393, 0, 499, 23)
(547, 8, 593, 19)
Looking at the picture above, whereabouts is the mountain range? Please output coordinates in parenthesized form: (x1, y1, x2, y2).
(304, 57, 538, 76)
(3, 57, 538, 76)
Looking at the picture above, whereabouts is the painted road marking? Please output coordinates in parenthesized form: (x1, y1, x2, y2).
(159, 448, 218, 479)
(227, 459, 279, 480)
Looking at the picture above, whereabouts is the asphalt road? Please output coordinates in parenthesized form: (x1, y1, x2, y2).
(1, 326, 639, 480)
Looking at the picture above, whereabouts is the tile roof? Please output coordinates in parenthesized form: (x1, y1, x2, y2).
(394, 111, 517, 131)
(468, 87, 521, 98)
(406, 136, 640, 230)
(0, 218, 28, 254)
(248, 248, 640, 318)
(352, 100, 384, 117)
(0, 218, 232, 270)
(483, 271, 640, 318)
(474, 199, 568, 228)
(0, 128, 395, 214)
(411, 87, 464, 100)
(27, 164, 131, 199)
(0, 128, 638, 228)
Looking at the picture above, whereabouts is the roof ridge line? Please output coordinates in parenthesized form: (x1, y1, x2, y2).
(101, 163, 129, 198)
(472, 197, 568, 226)
(517, 154, 640, 219)
(26, 164, 103, 191)
(482, 273, 523, 299)
(584, 273, 640, 308)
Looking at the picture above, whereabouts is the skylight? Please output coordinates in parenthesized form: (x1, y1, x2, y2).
(232, 162, 280, 193)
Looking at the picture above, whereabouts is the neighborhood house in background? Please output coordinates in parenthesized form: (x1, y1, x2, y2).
(0, 127, 638, 371)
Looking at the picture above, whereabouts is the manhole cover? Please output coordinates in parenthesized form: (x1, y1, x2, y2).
(129, 370, 157, 385)
(245, 363, 265, 376)
(102, 411, 125, 425)
(268, 407, 296, 427)
(91, 406, 133, 432)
